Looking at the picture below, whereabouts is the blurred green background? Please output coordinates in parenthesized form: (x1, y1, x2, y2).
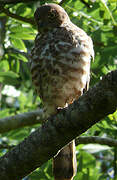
(0, 0, 117, 179)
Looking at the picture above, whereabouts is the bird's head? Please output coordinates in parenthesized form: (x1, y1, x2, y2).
(34, 3, 70, 33)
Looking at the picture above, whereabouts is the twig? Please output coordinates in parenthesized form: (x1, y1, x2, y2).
(76, 136, 117, 147)
(0, 0, 36, 5)
(101, 0, 117, 26)
(0, 6, 35, 25)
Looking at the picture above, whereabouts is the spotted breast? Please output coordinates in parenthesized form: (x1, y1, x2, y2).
(30, 3, 94, 180)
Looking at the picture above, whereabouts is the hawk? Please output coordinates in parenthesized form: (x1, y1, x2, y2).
(30, 3, 94, 180)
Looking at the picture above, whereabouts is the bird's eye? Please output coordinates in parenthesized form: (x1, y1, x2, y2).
(48, 12, 56, 20)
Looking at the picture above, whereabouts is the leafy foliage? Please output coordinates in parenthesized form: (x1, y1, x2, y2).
(0, 0, 117, 179)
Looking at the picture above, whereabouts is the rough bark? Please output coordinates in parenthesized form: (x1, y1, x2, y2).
(0, 70, 117, 179)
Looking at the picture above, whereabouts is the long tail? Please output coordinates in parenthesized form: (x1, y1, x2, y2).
(53, 140, 77, 180)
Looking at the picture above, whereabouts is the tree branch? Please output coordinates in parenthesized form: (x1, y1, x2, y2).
(1, 136, 117, 150)
(0, 6, 35, 25)
(0, 70, 117, 179)
(0, 109, 44, 133)
(76, 136, 117, 147)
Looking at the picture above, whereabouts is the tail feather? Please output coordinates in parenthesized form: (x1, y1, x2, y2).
(53, 140, 77, 180)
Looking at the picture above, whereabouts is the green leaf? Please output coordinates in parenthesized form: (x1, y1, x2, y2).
(10, 38, 27, 52)
(0, 71, 19, 78)
(10, 25, 36, 34)
(0, 71, 19, 85)
(9, 32, 35, 40)
(0, 60, 9, 71)
(0, 109, 10, 118)
(6, 128, 30, 141)
(18, 54, 28, 62)
(9, 53, 28, 62)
